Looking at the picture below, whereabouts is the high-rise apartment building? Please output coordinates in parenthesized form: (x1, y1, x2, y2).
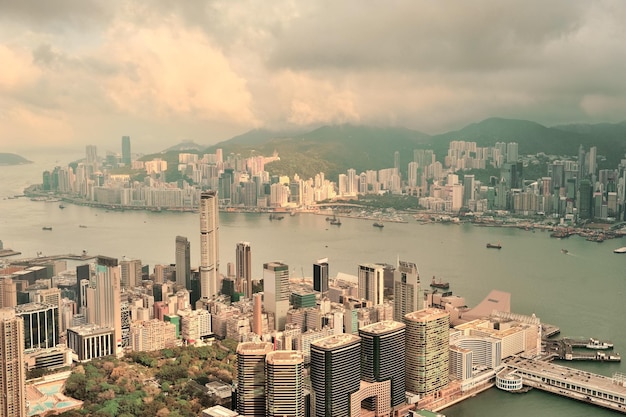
(359, 321, 406, 409)
(85, 145, 98, 165)
(265, 350, 305, 417)
(0, 308, 26, 417)
(310, 334, 361, 417)
(393, 260, 422, 321)
(120, 258, 142, 289)
(313, 259, 329, 294)
(121, 136, 131, 165)
(175, 236, 191, 289)
(0, 277, 17, 308)
(404, 308, 450, 395)
(263, 262, 290, 331)
(236, 342, 273, 417)
(200, 191, 219, 299)
(358, 263, 385, 306)
(236, 242, 252, 299)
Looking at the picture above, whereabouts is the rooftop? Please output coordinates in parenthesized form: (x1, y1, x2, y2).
(311, 333, 361, 351)
(405, 308, 449, 322)
(359, 320, 406, 335)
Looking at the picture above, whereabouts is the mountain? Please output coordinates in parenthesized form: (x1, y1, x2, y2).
(162, 141, 207, 153)
(207, 124, 431, 180)
(0, 153, 31, 166)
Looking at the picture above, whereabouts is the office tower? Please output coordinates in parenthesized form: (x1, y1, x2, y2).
(200, 191, 219, 299)
(404, 308, 450, 395)
(236, 242, 252, 299)
(15, 303, 59, 350)
(265, 351, 305, 417)
(577, 145, 586, 181)
(121, 135, 131, 165)
(0, 309, 26, 417)
(313, 259, 329, 294)
(393, 260, 422, 321)
(236, 342, 273, 417)
(120, 258, 142, 289)
(85, 145, 98, 165)
(394, 151, 400, 171)
(463, 174, 475, 206)
(310, 334, 361, 417)
(359, 321, 406, 408)
(76, 264, 90, 309)
(578, 179, 593, 219)
(263, 262, 290, 331)
(86, 259, 122, 351)
(176, 236, 191, 289)
(358, 263, 385, 306)
(588, 146, 597, 178)
(506, 142, 518, 163)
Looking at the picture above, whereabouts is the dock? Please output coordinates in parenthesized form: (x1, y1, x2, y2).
(0, 249, 22, 258)
(544, 338, 620, 362)
(502, 357, 626, 414)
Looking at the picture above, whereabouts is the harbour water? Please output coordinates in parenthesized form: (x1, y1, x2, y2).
(1, 152, 625, 416)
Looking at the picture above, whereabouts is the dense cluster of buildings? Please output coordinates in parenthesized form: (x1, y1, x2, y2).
(37, 136, 626, 223)
(1, 182, 550, 417)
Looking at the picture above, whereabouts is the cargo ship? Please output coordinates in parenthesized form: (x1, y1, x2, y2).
(430, 276, 450, 289)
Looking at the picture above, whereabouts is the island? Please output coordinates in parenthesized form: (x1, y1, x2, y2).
(0, 153, 31, 166)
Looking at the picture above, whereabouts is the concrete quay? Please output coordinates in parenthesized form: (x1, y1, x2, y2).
(503, 356, 626, 414)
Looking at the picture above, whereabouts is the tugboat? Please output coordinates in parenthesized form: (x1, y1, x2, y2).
(486, 242, 502, 249)
(430, 276, 450, 290)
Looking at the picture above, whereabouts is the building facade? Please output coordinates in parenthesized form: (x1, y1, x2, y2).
(200, 191, 219, 299)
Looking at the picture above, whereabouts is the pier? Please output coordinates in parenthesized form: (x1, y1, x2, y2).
(502, 357, 626, 414)
(544, 338, 620, 362)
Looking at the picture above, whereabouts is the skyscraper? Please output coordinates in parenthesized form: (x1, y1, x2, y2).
(359, 321, 406, 408)
(313, 259, 329, 294)
(121, 135, 131, 166)
(263, 261, 290, 331)
(236, 242, 252, 299)
(393, 260, 423, 321)
(120, 258, 142, 289)
(176, 236, 191, 290)
(265, 350, 305, 417)
(86, 258, 122, 352)
(236, 341, 273, 417)
(0, 308, 26, 417)
(588, 146, 597, 178)
(200, 191, 219, 299)
(404, 308, 450, 395)
(310, 334, 361, 417)
(358, 263, 385, 306)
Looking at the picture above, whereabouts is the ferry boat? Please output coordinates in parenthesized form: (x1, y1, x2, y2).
(586, 338, 613, 350)
(42, 227, 52, 231)
(269, 214, 284, 220)
(486, 243, 502, 249)
(613, 247, 626, 254)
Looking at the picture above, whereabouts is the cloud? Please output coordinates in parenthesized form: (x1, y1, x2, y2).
(1, 0, 626, 152)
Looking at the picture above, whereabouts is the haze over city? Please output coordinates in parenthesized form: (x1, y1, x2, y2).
(2, 0, 626, 154)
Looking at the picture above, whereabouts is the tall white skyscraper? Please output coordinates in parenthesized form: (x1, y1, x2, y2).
(263, 261, 290, 331)
(506, 142, 518, 163)
(200, 191, 219, 299)
(87, 258, 122, 352)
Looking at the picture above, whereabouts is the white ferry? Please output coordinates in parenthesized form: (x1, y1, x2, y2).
(586, 338, 613, 350)
(613, 246, 626, 254)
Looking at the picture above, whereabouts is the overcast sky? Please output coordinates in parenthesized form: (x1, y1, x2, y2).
(1, 0, 625, 153)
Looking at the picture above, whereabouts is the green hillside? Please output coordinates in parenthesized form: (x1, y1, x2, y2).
(0, 153, 31, 165)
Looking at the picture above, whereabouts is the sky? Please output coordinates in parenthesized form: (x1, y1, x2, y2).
(1, 0, 626, 154)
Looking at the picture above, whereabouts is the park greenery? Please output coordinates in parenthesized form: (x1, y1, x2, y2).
(52, 341, 238, 417)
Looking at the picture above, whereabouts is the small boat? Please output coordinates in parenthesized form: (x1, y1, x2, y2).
(586, 338, 613, 350)
(59, 204, 65, 209)
(430, 276, 450, 289)
(614, 247, 626, 254)
(373, 222, 384, 228)
(330, 218, 342, 226)
(486, 243, 502, 249)
(561, 249, 568, 254)
(269, 214, 284, 220)
(42, 227, 52, 231)
(79, 225, 87, 228)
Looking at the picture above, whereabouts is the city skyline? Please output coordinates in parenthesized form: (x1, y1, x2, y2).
(2, 2, 626, 152)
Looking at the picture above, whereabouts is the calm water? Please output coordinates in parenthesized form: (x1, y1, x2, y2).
(1, 152, 625, 417)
